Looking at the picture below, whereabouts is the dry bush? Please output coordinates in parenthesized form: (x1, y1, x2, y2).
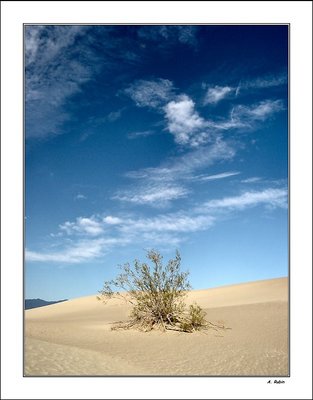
(98, 250, 225, 333)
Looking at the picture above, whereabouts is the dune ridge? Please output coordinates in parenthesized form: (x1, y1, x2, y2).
(25, 277, 289, 376)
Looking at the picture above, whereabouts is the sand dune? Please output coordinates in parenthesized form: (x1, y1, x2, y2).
(25, 277, 289, 376)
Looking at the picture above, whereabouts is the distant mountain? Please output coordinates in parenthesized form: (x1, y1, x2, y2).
(25, 298, 68, 310)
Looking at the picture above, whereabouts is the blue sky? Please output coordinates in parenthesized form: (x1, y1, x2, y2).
(25, 25, 288, 300)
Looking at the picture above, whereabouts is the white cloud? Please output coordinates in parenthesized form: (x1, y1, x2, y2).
(59, 216, 104, 236)
(114, 183, 189, 207)
(107, 110, 122, 122)
(241, 177, 262, 183)
(203, 73, 286, 105)
(195, 171, 240, 181)
(124, 78, 175, 109)
(25, 237, 126, 264)
(163, 95, 284, 147)
(26, 187, 287, 264)
(126, 75, 285, 148)
(232, 100, 284, 122)
(211, 100, 284, 132)
(25, 26, 83, 69)
(27, 210, 215, 264)
(201, 188, 287, 211)
(243, 73, 287, 89)
(204, 86, 234, 104)
(26, 26, 139, 140)
(138, 232, 183, 247)
(25, 26, 100, 139)
(121, 213, 215, 234)
(103, 216, 123, 225)
(137, 26, 198, 47)
(117, 139, 236, 208)
(75, 194, 87, 200)
(234, 73, 287, 98)
(25, 26, 44, 66)
(127, 130, 155, 139)
(27, 211, 212, 264)
(125, 139, 236, 184)
(164, 94, 210, 146)
(176, 26, 198, 46)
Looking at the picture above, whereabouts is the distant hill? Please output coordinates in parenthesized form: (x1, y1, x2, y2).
(25, 298, 68, 310)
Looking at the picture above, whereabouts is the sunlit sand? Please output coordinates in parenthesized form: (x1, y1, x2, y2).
(25, 277, 288, 376)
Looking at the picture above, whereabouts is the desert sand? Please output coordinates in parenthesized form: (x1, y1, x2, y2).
(24, 277, 288, 376)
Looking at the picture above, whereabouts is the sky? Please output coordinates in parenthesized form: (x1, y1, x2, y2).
(25, 25, 288, 300)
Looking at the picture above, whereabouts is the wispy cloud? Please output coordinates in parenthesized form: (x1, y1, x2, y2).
(127, 130, 155, 139)
(209, 100, 284, 133)
(126, 77, 284, 148)
(106, 110, 122, 122)
(232, 100, 284, 122)
(202, 71, 287, 101)
(126, 138, 236, 183)
(194, 171, 240, 182)
(199, 188, 287, 212)
(103, 216, 123, 225)
(204, 85, 234, 105)
(59, 216, 104, 236)
(75, 193, 87, 200)
(121, 76, 285, 208)
(120, 139, 236, 208)
(26, 211, 209, 264)
(116, 139, 236, 207)
(241, 177, 262, 183)
(25, 26, 99, 140)
(126, 89, 213, 146)
(243, 73, 287, 89)
(80, 110, 124, 141)
(124, 78, 175, 109)
(120, 213, 215, 234)
(113, 183, 190, 207)
(25, 26, 83, 69)
(26, 26, 135, 141)
(25, 237, 126, 264)
(234, 72, 287, 97)
(137, 26, 198, 47)
(26, 187, 287, 264)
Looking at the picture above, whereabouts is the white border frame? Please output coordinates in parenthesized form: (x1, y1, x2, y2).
(1, 2, 312, 399)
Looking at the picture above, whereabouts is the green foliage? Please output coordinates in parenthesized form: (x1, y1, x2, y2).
(98, 250, 209, 333)
(187, 303, 207, 330)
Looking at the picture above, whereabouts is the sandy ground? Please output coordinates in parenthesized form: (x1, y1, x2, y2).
(24, 277, 288, 376)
